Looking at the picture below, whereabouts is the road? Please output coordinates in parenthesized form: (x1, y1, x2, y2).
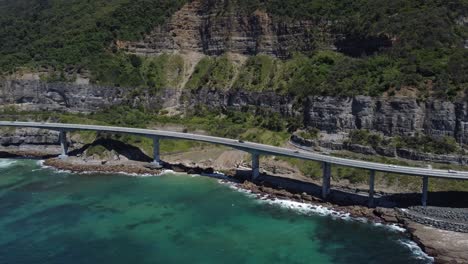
(0, 121, 467, 180)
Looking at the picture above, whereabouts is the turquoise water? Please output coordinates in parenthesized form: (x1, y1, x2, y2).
(0, 159, 431, 264)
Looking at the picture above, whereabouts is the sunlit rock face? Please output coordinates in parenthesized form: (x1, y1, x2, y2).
(117, 0, 335, 59)
(2, 79, 468, 144)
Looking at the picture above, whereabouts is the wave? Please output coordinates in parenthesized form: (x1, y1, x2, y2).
(0, 159, 17, 168)
(31, 160, 433, 262)
(36, 160, 73, 174)
(36, 160, 178, 177)
(223, 180, 434, 262)
(399, 239, 434, 263)
(262, 197, 433, 262)
(261, 197, 353, 220)
(386, 223, 407, 233)
(224, 182, 352, 220)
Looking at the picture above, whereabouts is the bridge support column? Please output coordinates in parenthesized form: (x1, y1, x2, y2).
(251, 153, 260, 180)
(422, 176, 429, 207)
(368, 170, 375, 207)
(59, 131, 68, 159)
(152, 136, 162, 168)
(322, 162, 331, 199)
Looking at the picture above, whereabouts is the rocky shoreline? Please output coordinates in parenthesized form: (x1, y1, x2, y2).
(40, 157, 440, 261)
(39, 155, 406, 226)
(2, 145, 467, 263)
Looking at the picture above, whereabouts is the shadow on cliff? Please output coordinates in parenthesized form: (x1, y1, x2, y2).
(69, 138, 152, 162)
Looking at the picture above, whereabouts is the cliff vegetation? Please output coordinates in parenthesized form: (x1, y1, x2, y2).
(0, 0, 467, 98)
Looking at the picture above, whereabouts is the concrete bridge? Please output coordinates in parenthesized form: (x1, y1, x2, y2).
(1, 121, 468, 207)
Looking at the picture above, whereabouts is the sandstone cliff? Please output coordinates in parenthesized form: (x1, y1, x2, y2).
(2, 79, 468, 145)
(118, 0, 334, 59)
(0, 79, 172, 113)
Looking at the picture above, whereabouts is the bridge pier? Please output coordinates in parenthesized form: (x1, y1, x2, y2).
(422, 176, 429, 207)
(59, 130, 68, 159)
(251, 153, 260, 180)
(152, 136, 162, 168)
(322, 162, 331, 199)
(368, 170, 376, 207)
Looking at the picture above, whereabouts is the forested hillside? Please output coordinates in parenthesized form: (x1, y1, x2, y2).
(0, 0, 187, 73)
(1, 0, 468, 98)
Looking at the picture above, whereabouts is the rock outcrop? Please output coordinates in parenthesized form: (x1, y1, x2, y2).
(118, 0, 333, 59)
(2, 79, 468, 145)
(0, 79, 170, 113)
(303, 96, 468, 143)
(0, 127, 59, 146)
(185, 88, 468, 143)
(185, 88, 297, 116)
(0, 127, 64, 158)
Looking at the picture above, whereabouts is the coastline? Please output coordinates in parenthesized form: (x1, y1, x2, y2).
(41, 157, 441, 262)
(2, 146, 467, 263)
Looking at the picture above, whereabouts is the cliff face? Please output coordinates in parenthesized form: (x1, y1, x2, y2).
(2, 79, 468, 143)
(0, 79, 171, 113)
(118, 0, 333, 59)
(303, 96, 467, 139)
(186, 88, 468, 142)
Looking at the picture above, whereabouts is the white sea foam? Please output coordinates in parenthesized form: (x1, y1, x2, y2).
(260, 197, 352, 220)
(224, 182, 257, 197)
(399, 239, 434, 263)
(262, 195, 432, 262)
(0, 159, 17, 168)
(223, 180, 434, 261)
(36, 160, 72, 174)
(222, 180, 353, 220)
(36, 160, 176, 177)
(160, 169, 176, 175)
(386, 223, 407, 233)
(32, 160, 432, 261)
(224, 180, 411, 233)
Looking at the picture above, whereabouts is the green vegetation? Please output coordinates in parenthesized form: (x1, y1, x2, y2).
(346, 130, 460, 155)
(0, 0, 187, 75)
(92, 53, 185, 90)
(298, 128, 320, 140)
(346, 130, 386, 148)
(333, 151, 468, 192)
(86, 145, 108, 158)
(233, 55, 279, 91)
(280, 156, 425, 191)
(2, 105, 468, 192)
(394, 134, 460, 155)
(0, 104, 292, 150)
(232, 0, 468, 98)
(186, 56, 236, 91)
(1, 0, 467, 97)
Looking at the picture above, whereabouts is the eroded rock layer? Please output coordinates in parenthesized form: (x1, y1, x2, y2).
(2, 79, 468, 144)
(118, 0, 333, 58)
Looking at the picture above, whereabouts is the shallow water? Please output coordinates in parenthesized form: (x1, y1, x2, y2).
(0, 159, 432, 264)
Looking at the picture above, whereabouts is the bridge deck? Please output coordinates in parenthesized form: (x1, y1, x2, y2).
(1, 121, 468, 180)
